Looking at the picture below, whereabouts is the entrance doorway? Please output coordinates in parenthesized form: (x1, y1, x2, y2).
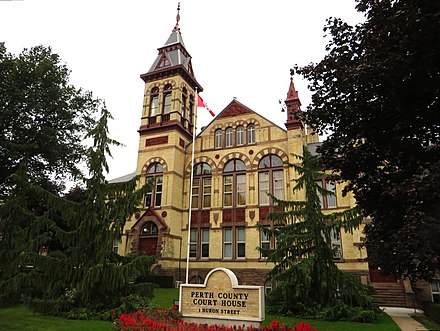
(138, 221, 158, 256)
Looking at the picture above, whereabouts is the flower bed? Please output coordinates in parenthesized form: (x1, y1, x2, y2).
(115, 308, 316, 331)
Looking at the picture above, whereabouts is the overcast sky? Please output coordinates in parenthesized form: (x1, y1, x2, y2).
(1, 0, 365, 180)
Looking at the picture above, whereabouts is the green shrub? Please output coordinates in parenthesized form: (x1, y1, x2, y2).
(64, 307, 100, 320)
(315, 302, 379, 322)
(422, 301, 440, 325)
(148, 275, 174, 288)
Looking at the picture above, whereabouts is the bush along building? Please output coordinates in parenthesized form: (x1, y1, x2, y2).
(110, 9, 436, 308)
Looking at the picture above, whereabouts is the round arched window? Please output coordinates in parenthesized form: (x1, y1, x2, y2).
(258, 155, 284, 205)
(145, 162, 163, 207)
(223, 159, 246, 207)
(192, 163, 212, 209)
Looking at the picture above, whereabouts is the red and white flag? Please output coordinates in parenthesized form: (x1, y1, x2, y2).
(197, 95, 215, 117)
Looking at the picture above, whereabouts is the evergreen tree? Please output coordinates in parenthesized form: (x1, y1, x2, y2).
(261, 147, 374, 318)
(0, 105, 154, 317)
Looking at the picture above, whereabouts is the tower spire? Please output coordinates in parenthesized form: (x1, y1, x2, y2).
(284, 71, 303, 130)
(173, 2, 181, 32)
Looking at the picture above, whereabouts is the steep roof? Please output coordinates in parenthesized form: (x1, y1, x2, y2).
(140, 5, 202, 91)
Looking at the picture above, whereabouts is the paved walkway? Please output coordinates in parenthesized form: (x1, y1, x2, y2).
(382, 307, 428, 331)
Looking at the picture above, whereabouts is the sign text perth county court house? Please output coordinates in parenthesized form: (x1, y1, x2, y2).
(179, 268, 265, 325)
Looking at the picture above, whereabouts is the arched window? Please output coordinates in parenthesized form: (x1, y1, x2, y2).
(181, 87, 187, 120)
(247, 124, 256, 144)
(258, 155, 284, 205)
(215, 129, 222, 149)
(191, 163, 212, 209)
(145, 162, 163, 207)
(223, 159, 246, 207)
(150, 87, 159, 116)
(163, 84, 172, 114)
(141, 221, 158, 236)
(236, 126, 244, 145)
(225, 127, 233, 147)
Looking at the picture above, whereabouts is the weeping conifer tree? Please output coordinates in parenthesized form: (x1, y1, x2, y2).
(261, 146, 374, 318)
(0, 104, 154, 317)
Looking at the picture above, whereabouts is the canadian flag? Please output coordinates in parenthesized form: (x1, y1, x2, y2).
(197, 95, 215, 117)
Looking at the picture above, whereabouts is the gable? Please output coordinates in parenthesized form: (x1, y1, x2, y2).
(216, 99, 253, 119)
(198, 99, 286, 137)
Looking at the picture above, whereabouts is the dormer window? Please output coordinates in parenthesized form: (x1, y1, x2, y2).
(163, 84, 172, 114)
(150, 87, 159, 116)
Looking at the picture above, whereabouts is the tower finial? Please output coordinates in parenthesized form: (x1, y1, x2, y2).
(173, 2, 181, 32)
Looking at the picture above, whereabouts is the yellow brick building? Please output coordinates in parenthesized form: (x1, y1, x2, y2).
(111, 13, 370, 290)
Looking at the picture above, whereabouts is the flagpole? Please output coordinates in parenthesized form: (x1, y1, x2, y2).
(185, 87, 198, 284)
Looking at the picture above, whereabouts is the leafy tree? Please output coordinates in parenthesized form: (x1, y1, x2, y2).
(261, 147, 374, 318)
(0, 43, 96, 194)
(297, 0, 440, 280)
(0, 77, 153, 316)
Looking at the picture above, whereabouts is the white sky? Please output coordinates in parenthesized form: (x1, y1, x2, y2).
(1, 0, 365, 180)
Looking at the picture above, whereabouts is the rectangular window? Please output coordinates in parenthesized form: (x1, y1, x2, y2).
(189, 229, 198, 258)
(237, 174, 246, 206)
(259, 172, 270, 205)
(188, 103, 193, 125)
(260, 228, 270, 258)
(215, 130, 222, 148)
(224, 175, 233, 207)
(331, 228, 342, 259)
(316, 180, 337, 209)
(181, 95, 187, 119)
(223, 228, 232, 258)
(145, 192, 152, 207)
(150, 96, 159, 116)
(226, 129, 233, 147)
(203, 178, 211, 208)
(247, 125, 255, 144)
(236, 227, 246, 258)
(191, 178, 200, 209)
(236, 127, 244, 145)
(327, 181, 337, 208)
(273, 170, 284, 200)
(201, 229, 210, 258)
(155, 177, 163, 207)
(145, 176, 163, 207)
(113, 240, 119, 254)
(163, 93, 172, 114)
(431, 281, 440, 303)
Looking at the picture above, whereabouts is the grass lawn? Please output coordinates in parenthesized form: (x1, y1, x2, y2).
(0, 288, 401, 330)
(152, 288, 400, 331)
(0, 306, 114, 331)
(412, 313, 440, 330)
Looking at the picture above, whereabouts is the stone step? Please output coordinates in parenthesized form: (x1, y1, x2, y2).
(371, 282, 407, 307)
